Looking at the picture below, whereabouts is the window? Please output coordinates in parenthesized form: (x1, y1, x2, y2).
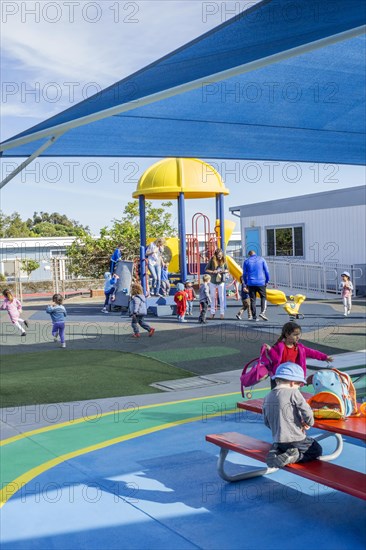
(266, 226, 303, 257)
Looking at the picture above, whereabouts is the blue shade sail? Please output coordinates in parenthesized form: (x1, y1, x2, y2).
(1, 0, 365, 165)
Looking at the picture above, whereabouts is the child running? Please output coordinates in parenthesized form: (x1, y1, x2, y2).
(236, 277, 252, 320)
(264, 321, 333, 388)
(339, 271, 354, 316)
(198, 274, 211, 324)
(263, 362, 322, 468)
(129, 282, 155, 338)
(174, 282, 188, 323)
(46, 293, 67, 348)
(1, 289, 28, 336)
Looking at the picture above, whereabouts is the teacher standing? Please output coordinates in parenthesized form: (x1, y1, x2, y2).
(205, 248, 228, 319)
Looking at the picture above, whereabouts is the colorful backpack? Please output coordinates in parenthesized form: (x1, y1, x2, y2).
(240, 345, 272, 397)
(307, 368, 358, 419)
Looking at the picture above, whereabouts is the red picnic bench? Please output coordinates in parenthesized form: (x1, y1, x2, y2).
(206, 397, 366, 500)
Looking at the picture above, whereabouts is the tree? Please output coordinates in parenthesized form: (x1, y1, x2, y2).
(0, 212, 33, 238)
(67, 200, 177, 278)
(0, 210, 90, 238)
(22, 259, 40, 281)
(26, 211, 90, 236)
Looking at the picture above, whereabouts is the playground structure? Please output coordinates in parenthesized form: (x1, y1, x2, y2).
(132, 157, 306, 318)
(132, 157, 229, 292)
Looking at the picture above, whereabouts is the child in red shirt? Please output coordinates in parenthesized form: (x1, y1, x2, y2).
(184, 281, 197, 316)
(174, 283, 188, 323)
(264, 321, 333, 388)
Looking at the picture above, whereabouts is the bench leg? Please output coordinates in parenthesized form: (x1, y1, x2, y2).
(217, 448, 278, 482)
(314, 432, 344, 462)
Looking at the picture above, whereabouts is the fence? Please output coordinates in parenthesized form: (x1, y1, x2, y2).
(266, 259, 362, 296)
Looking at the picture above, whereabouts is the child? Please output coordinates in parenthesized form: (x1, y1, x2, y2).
(46, 293, 67, 348)
(198, 274, 211, 324)
(263, 362, 322, 468)
(1, 289, 28, 336)
(236, 277, 252, 320)
(185, 281, 197, 316)
(339, 271, 354, 316)
(174, 282, 188, 323)
(129, 282, 155, 338)
(160, 264, 171, 296)
(101, 272, 119, 313)
(264, 321, 333, 388)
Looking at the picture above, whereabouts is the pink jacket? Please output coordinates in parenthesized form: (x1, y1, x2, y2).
(1, 298, 22, 323)
(266, 341, 328, 377)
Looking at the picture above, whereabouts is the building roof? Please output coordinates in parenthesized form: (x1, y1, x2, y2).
(229, 185, 366, 217)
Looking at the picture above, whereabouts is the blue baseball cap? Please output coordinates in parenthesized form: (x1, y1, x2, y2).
(274, 362, 306, 384)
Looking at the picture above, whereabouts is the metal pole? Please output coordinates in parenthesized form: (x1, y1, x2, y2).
(0, 135, 63, 188)
(139, 195, 147, 294)
(178, 192, 187, 282)
(219, 193, 225, 254)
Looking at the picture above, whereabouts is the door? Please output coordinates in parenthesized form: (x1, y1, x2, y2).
(245, 227, 261, 255)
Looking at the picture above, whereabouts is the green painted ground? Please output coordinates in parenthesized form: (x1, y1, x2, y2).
(0, 350, 195, 407)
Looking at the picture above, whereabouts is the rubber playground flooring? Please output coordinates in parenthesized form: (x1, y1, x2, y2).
(1, 391, 365, 550)
(1, 298, 365, 549)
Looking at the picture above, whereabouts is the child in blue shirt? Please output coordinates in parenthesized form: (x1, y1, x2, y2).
(236, 276, 253, 320)
(160, 264, 171, 296)
(46, 293, 67, 348)
(102, 272, 119, 313)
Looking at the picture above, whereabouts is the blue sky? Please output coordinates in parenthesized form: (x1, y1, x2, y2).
(1, 0, 365, 234)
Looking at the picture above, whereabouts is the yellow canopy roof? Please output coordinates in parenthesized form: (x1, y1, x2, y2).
(133, 158, 229, 199)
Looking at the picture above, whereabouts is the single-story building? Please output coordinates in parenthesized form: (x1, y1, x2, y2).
(229, 185, 366, 295)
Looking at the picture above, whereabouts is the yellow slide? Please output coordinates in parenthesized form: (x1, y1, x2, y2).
(226, 255, 287, 306)
(216, 219, 305, 313)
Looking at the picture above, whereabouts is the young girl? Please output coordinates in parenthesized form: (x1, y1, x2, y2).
(339, 271, 354, 316)
(205, 248, 228, 319)
(264, 321, 333, 388)
(129, 282, 155, 338)
(1, 289, 28, 336)
(46, 294, 67, 348)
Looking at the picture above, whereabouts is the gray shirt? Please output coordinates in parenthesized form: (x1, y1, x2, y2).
(263, 385, 314, 443)
(199, 282, 211, 303)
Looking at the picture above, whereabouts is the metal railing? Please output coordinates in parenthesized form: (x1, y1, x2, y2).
(236, 257, 362, 296)
(266, 259, 361, 296)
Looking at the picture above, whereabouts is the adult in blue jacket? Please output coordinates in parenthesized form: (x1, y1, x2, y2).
(242, 250, 270, 321)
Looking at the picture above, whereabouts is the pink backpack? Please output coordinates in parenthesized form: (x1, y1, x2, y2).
(240, 345, 272, 397)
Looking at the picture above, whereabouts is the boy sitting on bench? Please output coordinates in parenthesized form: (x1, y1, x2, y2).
(263, 362, 322, 468)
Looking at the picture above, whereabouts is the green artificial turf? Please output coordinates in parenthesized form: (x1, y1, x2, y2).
(0, 350, 194, 407)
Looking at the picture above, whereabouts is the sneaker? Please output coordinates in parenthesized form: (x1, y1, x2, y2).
(236, 314, 242, 320)
(179, 319, 188, 323)
(131, 333, 140, 338)
(248, 316, 253, 320)
(61, 343, 66, 348)
(267, 447, 300, 468)
(347, 310, 351, 315)
(21, 331, 26, 337)
(259, 312, 268, 321)
(148, 328, 155, 337)
(101, 308, 107, 312)
(343, 312, 348, 316)
(23, 320, 29, 328)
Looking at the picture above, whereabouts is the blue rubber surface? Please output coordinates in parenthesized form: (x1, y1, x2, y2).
(1, 414, 365, 550)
